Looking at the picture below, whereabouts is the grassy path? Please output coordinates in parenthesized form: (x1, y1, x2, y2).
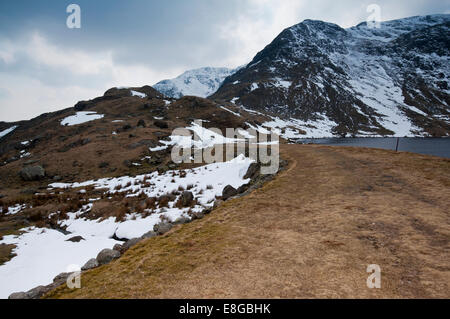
(46, 145, 450, 298)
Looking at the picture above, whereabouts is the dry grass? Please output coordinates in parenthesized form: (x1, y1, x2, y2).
(45, 145, 449, 299)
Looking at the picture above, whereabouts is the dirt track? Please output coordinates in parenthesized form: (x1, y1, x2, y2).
(47, 145, 450, 299)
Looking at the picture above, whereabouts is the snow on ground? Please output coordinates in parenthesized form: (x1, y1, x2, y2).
(219, 105, 241, 117)
(0, 156, 253, 298)
(262, 114, 338, 139)
(151, 122, 246, 150)
(61, 112, 104, 126)
(130, 90, 146, 98)
(49, 155, 253, 207)
(0, 227, 118, 298)
(0, 204, 28, 216)
(0, 126, 18, 139)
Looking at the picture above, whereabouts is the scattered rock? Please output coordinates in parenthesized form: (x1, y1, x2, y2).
(141, 231, 157, 239)
(53, 272, 71, 285)
(123, 160, 133, 168)
(122, 238, 141, 251)
(173, 216, 190, 225)
(113, 244, 124, 252)
(191, 211, 205, 220)
(179, 191, 194, 207)
(157, 165, 169, 174)
(244, 162, 260, 179)
(137, 119, 146, 128)
(237, 184, 249, 194)
(66, 236, 85, 243)
(8, 292, 30, 299)
(20, 188, 37, 195)
(122, 124, 132, 131)
(53, 175, 62, 182)
(154, 120, 168, 129)
(153, 222, 172, 235)
(127, 139, 158, 150)
(19, 165, 45, 181)
(26, 285, 48, 299)
(96, 248, 120, 265)
(81, 258, 99, 271)
(98, 162, 109, 169)
(222, 185, 237, 200)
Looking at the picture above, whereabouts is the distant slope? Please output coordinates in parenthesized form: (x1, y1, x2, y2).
(211, 14, 450, 137)
(153, 67, 239, 98)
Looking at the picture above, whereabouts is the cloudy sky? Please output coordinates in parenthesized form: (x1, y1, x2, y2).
(0, 0, 448, 121)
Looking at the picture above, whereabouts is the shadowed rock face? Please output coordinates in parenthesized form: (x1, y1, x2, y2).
(211, 15, 450, 137)
(19, 165, 45, 181)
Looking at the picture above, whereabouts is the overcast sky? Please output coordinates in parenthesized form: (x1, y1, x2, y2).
(0, 0, 448, 121)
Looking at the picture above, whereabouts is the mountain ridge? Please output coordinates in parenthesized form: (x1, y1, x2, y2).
(211, 14, 450, 137)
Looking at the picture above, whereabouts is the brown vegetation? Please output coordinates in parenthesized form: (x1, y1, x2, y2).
(45, 145, 449, 299)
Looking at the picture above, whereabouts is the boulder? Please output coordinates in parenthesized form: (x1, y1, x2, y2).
(96, 248, 120, 265)
(127, 139, 158, 150)
(53, 272, 71, 285)
(141, 231, 157, 239)
(237, 184, 249, 194)
(137, 119, 146, 128)
(191, 211, 205, 220)
(179, 191, 194, 207)
(66, 236, 85, 243)
(19, 165, 45, 181)
(153, 222, 172, 235)
(122, 238, 141, 251)
(98, 162, 109, 169)
(26, 285, 49, 299)
(222, 185, 237, 200)
(81, 258, 99, 271)
(122, 124, 132, 131)
(173, 216, 191, 225)
(154, 120, 169, 129)
(243, 162, 260, 179)
(8, 292, 30, 299)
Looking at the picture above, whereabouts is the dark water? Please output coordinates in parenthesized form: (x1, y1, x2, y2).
(296, 138, 450, 159)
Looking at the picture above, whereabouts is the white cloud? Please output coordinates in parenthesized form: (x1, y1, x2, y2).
(0, 32, 184, 121)
(218, 0, 306, 67)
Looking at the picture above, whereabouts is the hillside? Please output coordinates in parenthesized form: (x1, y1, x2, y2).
(0, 84, 280, 298)
(211, 15, 450, 137)
(45, 145, 450, 298)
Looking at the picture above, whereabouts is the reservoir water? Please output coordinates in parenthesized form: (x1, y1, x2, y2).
(296, 138, 450, 159)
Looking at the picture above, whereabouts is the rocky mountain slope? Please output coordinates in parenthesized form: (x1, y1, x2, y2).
(211, 14, 450, 137)
(0, 85, 279, 297)
(153, 67, 239, 98)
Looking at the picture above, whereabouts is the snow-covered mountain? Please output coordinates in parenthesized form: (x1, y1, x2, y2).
(212, 14, 450, 137)
(153, 67, 239, 98)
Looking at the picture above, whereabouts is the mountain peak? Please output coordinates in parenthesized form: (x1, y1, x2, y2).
(153, 67, 239, 98)
(211, 14, 450, 137)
